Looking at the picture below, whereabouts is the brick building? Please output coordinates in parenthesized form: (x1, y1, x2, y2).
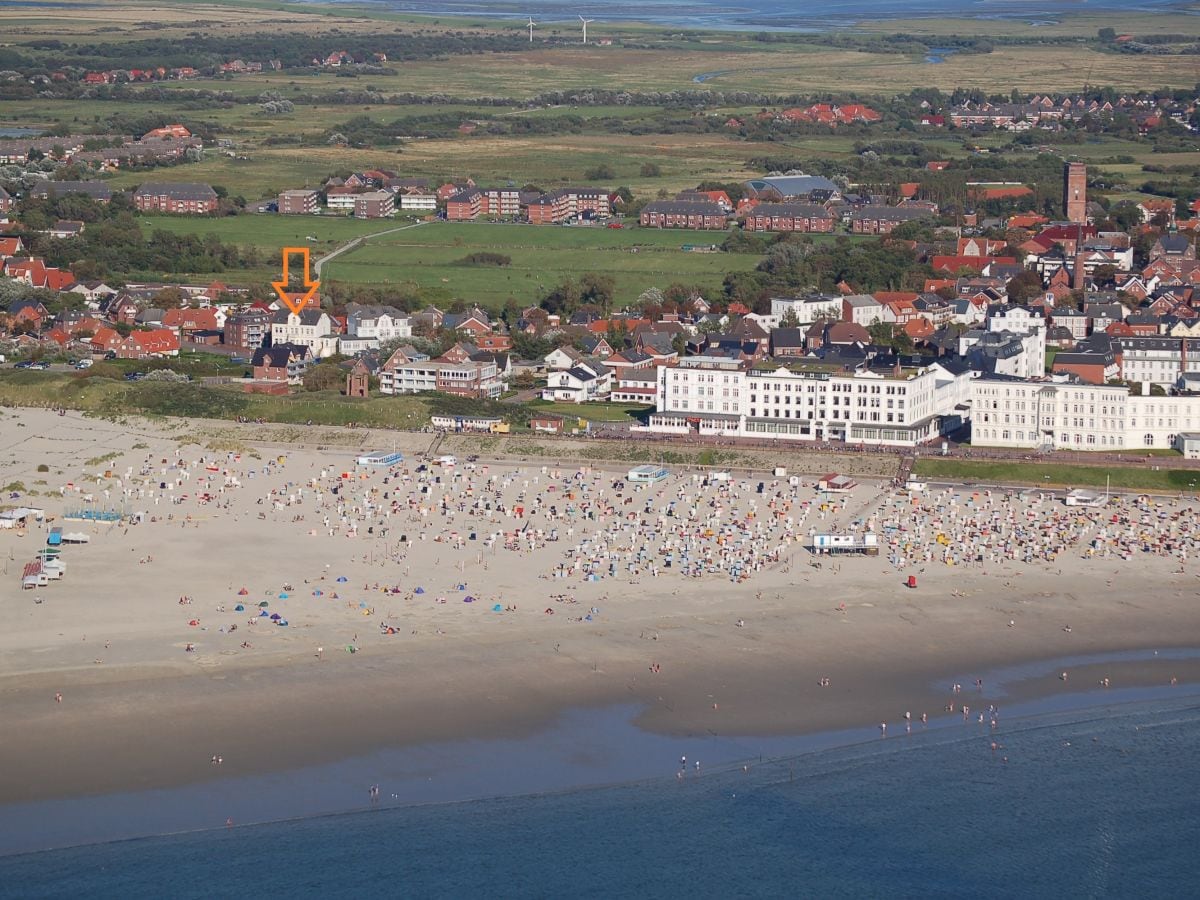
(30, 181, 113, 203)
(446, 188, 482, 221)
(639, 200, 727, 230)
(252, 343, 310, 384)
(278, 189, 319, 215)
(1064, 162, 1087, 225)
(133, 182, 218, 214)
(848, 206, 933, 235)
(742, 202, 834, 233)
(224, 309, 271, 352)
(526, 187, 611, 224)
(479, 187, 521, 218)
(353, 190, 395, 219)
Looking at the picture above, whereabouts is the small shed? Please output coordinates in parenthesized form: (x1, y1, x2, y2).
(0, 507, 44, 529)
(818, 473, 857, 493)
(530, 414, 565, 434)
(1174, 433, 1200, 459)
(1064, 489, 1107, 507)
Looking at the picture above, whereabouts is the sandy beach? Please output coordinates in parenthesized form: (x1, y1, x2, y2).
(2, 407, 1199, 807)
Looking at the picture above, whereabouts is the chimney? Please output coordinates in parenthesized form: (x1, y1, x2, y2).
(1073, 253, 1086, 291)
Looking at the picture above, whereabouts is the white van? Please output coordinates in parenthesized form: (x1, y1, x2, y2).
(436, 455, 457, 467)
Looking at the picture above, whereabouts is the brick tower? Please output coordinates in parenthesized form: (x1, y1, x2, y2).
(1064, 162, 1087, 224)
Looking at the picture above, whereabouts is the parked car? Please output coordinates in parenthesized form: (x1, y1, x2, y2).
(14, 360, 33, 369)
(74, 359, 93, 370)
(29, 361, 50, 370)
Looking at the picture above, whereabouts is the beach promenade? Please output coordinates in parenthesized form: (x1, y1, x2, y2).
(1, 408, 1198, 806)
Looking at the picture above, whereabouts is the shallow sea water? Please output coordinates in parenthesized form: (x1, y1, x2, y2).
(4, 693, 1199, 898)
(338, 0, 1190, 30)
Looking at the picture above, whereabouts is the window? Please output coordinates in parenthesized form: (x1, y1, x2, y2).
(1145, 434, 1154, 446)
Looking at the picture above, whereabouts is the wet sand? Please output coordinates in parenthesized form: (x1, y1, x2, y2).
(1, 408, 1198, 805)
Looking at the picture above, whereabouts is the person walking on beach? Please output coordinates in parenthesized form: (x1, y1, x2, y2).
(54, 691, 62, 704)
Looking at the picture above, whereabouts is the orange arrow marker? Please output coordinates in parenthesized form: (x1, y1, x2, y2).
(272, 247, 320, 315)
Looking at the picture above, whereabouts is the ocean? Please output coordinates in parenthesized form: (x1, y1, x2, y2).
(323, 0, 1192, 30)
(4, 690, 1200, 898)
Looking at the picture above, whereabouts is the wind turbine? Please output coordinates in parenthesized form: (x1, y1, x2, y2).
(527, 16, 537, 43)
(579, 14, 595, 45)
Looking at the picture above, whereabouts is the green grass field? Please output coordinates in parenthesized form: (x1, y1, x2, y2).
(320, 220, 757, 306)
(912, 459, 1200, 494)
(140, 213, 411, 254)
(0, 371, 434, 429)
(528, 400, 653, 423)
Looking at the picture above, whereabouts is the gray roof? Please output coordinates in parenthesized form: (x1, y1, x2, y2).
(849, 206, 934, 223)
(745, 202, 832, 219)
(253, 343, 310, 367)
(642, 200, 726, 217)
(843, 294, 880, 308)
(580, 335, 609, 353)
(1157, 234, 1192, 253)
(134, 182, 217, 201)
(31, 180, 113, 201)
(610, 349, 650, 365)
(770, 327, 806, 348)
(745, 175, 839, 198)
(272, 308, 327, 326)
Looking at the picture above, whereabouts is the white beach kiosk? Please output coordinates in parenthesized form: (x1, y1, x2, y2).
(810, 532, 880, 556)
(627, 464, 669, 484)
(356, 451, 405, 467)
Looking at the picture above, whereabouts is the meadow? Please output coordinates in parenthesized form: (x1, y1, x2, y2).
(134, 215, 768, 304)
(911, 459, 1200, 493)
(320, 220, 761, 306)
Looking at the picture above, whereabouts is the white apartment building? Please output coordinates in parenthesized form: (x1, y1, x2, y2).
(541, 361, 613, 404)
(644, 356, 972, 446)
(1114, 337, 1200, 387)
(843, 294, 884, 326)
(379, 358, 500, 399)
(986, 306, 1046, 379)
(970, 377, 1200, 450)
(270, 309, 338, 358)
(770, 294, 843, 326)
(398, 192, 437, 211)
(347, 307, 412, 344)
(326, 192, 357, 212)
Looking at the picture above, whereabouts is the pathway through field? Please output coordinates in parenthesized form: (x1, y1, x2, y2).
(315, 220, 430, 278)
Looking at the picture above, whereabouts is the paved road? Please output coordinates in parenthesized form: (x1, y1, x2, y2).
(314, 219, 429, 278)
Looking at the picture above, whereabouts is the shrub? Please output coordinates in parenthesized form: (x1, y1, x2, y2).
(458, 252, 511, 266)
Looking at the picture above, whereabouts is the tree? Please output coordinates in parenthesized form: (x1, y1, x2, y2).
(639, 162, 661, 177)
(541, 279, 580, 315)
(778, 308, 800, 328)
(868, 320, 893, 347)
(1005, 270, 1044, 304)
(304, 361, 348, 393)
(584, 163, 615, 181)
(637, 287, 665, 309)
(578, 272, 615, 314)
(1098, 27, 1117, 42)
